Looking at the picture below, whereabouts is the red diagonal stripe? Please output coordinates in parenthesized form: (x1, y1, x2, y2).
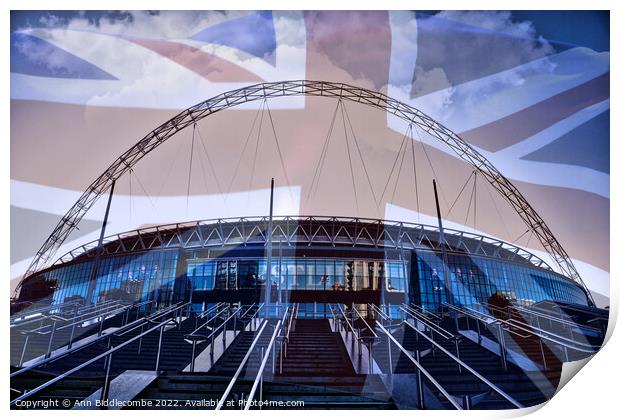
(460, 72, 609, 152)
(129, 38, 264, 83)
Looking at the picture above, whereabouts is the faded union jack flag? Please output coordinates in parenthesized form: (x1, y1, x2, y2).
(10, 11, 609, 305)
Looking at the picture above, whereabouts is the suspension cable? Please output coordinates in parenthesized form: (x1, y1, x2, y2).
(378, 125, 409, 208)
(154, 128, 187, 205)
(225, 100, 265, 198)
(128, 169, 133, 221)
(411, 123, 450, 209)
(390, 134, 409, 205)
(446, 170, 476, 218)
(410, 125, 421, 223)
(186, 123, 196, 214)
(194, 134, 212, 196)
(513, 229, 531, 244)
(131, 167, 157, 214)
(483, 177, 512, 240)
(195, 124, 224, 196)
(341, 102, 379, 207)
(473, 172, 477, 230)
(464, 172, 476, 228)
(264, 99, 293, 197)
(248, 99, 266, 200)
(308, 99, 341, 200)
(340, 101, 360, 215)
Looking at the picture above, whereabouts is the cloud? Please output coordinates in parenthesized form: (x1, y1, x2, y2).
(30, 11, 243, 40)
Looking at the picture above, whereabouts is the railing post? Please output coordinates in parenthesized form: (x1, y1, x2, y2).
(138, 324, 144, 355)
(45, 320, 57, 359)
(190, 340, 197, 373)
(98, 315, 105, 337)
(100, 353, 113, 409)
(387, 337, 393, 375)
(260, 347, 265, 407)
(476, 318, 482, 345)
(454, 338, 462, 373)
(539, 338, 547, 370)
(103, 336, 112, 370)
(415, 349, 425, 409)
(368, 341, 373, 374)
(497, 325, 508, 371)
(68, 305, 79, 349)
(357, 340, 362, 370)
(223, 316, 227, 348)
(19, 335, 30, 367)
(463, 394, 472, 410)
(155, 325, 164, 372)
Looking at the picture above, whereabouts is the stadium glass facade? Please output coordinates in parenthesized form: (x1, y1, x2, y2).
(186, 258, 407, 293)
(37, 249, 179, 306)
(22, 218, 590, 312)
(414, 251, 590, 311)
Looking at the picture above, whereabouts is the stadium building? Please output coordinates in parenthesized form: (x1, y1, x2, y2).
(10, 81, 608, 410)
(20, 216, 591, 313)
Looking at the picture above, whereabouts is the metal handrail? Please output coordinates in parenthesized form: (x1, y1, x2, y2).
(400, 305, 454, 340)
(408, 302, 443, 321)
(351, 306, 378, 339)
(187, 305, 232, 337)
(11, 301, 81, 324)
(113, 302, 182, 338)
(281, 303, 297, 365)
(11, 301, 184, 377)
(215, 320, 270, 410)
(285, 303, 297, 341)
(279, 303, 297, 349)
(13, 300, 154, 367)
(402, 319, 523, 408)
(10, 302, 191, 406)
(374, 321, 463, 409)
(184, 304, 252, 373)
(244, 308, 290, 410)
(504, 317, 599, 350)
(481, 302, 601, 335)
(23, 302, 131, 335)
(369, 303, 390, 321)
(372, 307, 520, 407)
(199, 307, 243, 340)
(196, 302, 228, 320)
(331, 304, 360, 341)
(11, 300, 130, 330)
(445, 303, 597, 354)
(239, 303, 259, 319)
